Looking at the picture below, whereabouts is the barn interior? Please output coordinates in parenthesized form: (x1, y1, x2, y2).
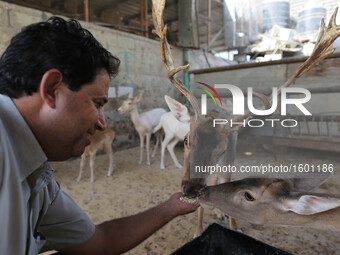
(1, 1, 340, 254)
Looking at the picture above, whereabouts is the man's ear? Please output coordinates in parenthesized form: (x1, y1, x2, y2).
(39, 69, 64, 108)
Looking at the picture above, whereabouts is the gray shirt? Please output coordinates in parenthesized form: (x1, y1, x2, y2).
(0, 94, 95, 254)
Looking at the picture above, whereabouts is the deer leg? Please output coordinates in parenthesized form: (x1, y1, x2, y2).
(194, 207, 204, 238)
(89, 151, 96, 183)
(138, 133, 144, 165)
(77, 152, 87, 182)
(145, 133, 151, 165)
(105, 143, 114, 176)
(166, 138, 182, 168)
(152, 131, 160, 158)
(229, 217, 237, 229)
(160, 133, 172, 169)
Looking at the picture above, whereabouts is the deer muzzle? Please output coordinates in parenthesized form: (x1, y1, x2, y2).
(198, 184, 232, 208)
(197, 186, 209, 201)
(197, 186, 215, 209)
(181, 180, 206, 198)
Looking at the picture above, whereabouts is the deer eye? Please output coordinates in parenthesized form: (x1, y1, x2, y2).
(244, 192, 254, 201)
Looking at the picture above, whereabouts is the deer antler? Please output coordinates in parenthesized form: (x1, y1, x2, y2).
(293, 8, 340, 80)
(234, 7, 340, 123)
(153, 2, 340, 125)
(152, 0, 200, 119)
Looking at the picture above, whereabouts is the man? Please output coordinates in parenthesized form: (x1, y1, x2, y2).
(0, 17, 199, 254)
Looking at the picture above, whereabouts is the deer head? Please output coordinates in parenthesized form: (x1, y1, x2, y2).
(181, 108, 238, 197)
(152, 1, 340, 198)
(117, 92, 142, 114)
(198, 174, 340, 229)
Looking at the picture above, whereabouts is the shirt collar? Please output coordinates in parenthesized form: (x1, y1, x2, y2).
(0, 94, 47, 181)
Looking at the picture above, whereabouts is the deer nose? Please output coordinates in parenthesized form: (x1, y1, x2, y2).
(117, 107, 124, 114)
(182, 181, 205, 198)
(198, 186, 208, 199)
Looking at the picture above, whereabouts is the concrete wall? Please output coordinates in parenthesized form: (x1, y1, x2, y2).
(0, 1, 186, 149)
(188, 49, 236, 70)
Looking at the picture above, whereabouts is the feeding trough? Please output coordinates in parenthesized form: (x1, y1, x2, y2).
(172, 223, 292, 255)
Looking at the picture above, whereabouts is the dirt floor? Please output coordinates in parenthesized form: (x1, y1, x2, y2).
(44, 137, 340, 255)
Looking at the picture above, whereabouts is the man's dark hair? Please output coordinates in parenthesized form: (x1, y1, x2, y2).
(0, 16, 120, 98)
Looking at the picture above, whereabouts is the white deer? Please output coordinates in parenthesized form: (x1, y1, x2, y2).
(153, 95, 190, 169)
(77, 128, 116, 183)
(117, 92, 166, 165)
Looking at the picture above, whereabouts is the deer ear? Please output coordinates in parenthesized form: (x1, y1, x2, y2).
(282, 194, 340, 215)
(288, 172, 331, 191)
(164, 95, 190, 122)
(135, 94, 142, 102)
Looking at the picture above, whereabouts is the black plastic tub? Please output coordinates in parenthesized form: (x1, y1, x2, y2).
(171, 223, 292, 255)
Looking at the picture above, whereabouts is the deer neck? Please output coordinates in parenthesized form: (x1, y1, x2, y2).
(129, 106, 142, 127)
(303, 207, 340, 231)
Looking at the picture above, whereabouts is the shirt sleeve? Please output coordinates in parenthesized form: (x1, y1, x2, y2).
(38, 182, 95, 252)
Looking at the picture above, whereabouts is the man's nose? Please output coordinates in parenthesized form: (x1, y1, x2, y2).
(95, 110, 107, 131)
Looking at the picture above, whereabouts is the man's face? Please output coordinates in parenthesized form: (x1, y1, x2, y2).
(52, 69, 110, 160)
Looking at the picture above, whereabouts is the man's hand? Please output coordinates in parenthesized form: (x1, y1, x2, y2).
(165, 192, 200, 217)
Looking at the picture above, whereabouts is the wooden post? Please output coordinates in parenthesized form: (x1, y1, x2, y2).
(84, 0, 89, 22)
(74, 0, 78, 15)
(140, 0, 144, 36)
(207, 0, 211, 50)
(144, 0, 148, 38)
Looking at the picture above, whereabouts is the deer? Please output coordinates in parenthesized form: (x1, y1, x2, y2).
(77, 128, 116, 183)
(117, 92, 166, 165)
(198, 174, 340, 231)
(152, 0, 238, 236)
(153, 95, 190, 169)
(152, 0, 340, 236)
